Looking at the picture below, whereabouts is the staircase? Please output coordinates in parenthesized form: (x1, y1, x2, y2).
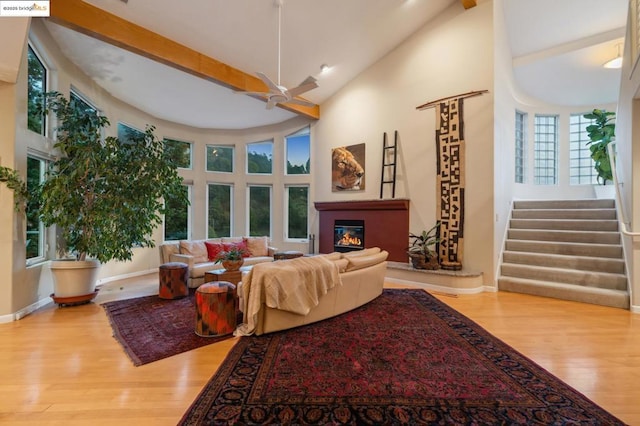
(499, 199, 630, 309)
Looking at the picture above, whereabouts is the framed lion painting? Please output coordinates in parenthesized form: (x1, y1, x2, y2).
(331, 143, 365, 192)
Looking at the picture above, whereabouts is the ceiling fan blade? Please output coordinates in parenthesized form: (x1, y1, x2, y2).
(286, 76, 318, 97)
(285, 98, 316, 107)
(234, 90, 269, 97)
(256, 72, 283, 94)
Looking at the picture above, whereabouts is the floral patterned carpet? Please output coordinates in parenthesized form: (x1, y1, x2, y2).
(179, 289, 624, 425)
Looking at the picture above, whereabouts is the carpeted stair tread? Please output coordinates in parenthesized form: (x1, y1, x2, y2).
(502, 251, 625, 274)
(505, 239, 622, 258)
(507, 229, 620, 244)
(500, 263, 627, 291)
(512, 208, 616, 220)
(509, 218, 619, 231)
(513, 199, 615, 209)
(498, 276, 629, 309)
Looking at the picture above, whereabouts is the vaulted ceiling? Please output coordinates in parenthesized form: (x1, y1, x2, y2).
(39, 0, 627, 129)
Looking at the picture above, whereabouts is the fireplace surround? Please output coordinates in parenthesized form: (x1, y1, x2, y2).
(315, 199, 409, 262)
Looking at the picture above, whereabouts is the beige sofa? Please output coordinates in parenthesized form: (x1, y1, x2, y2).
(237, 247, 388, 336)
(158, 236, 277, 288)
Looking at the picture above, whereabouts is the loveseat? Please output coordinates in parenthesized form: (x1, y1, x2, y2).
(158, 236, 277, 288)
(236, 247, 388, 336)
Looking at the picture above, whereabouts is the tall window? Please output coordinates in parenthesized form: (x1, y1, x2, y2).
(70, 90, 98, 117)
(247, 141, 273, 174)
(118, 122, 144, 144)
(286, 127, 310, 175)
(534, 115, 558, 185)
(27, 45, 46, 135)
(164, 185, 190, 241)
(286, 185, 309, 240)
(208, 184, 232, 238)
(569, 113, 597, 185)
(248, 185, 271, 237)
(515, 111, 527, 183)
(207, 145, 234, 172)
(164, 138, 192, 169)
(26, 156, 46, 262)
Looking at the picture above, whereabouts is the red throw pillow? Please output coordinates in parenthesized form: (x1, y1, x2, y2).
(204, 241, 224, 261)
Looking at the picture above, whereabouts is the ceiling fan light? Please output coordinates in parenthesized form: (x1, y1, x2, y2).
(603, 56, 622, 69)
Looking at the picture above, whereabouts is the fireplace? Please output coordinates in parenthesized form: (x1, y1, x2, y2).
(334, 219, 364, 252)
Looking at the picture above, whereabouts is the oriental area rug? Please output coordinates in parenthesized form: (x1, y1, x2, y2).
(179, 289, 624, 425)
(102, 291, 239, 366)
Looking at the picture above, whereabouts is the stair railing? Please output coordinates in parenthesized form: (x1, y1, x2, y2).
(608, 142, 640, 237)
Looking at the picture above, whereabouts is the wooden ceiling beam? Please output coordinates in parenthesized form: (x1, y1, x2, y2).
(461, 0, 477, 10)
(49, 0, 319, 120)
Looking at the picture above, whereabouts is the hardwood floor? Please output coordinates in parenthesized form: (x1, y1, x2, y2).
(1, 275, 639, 425)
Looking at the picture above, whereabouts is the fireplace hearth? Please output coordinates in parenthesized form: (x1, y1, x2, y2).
(334, 220, 364, 252)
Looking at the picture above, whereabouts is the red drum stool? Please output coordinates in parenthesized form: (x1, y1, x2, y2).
(158, 262, 189, 299)
(195, 281, 237, 337)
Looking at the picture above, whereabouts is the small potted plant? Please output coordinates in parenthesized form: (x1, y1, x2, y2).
(215, 246, 249, 271)
(407, 221, 440, 270)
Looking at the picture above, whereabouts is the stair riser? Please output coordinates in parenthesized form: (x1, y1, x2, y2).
(498, 278, 629, 310)
(512, 209, 616, 220)
(510, 219, 618, 232)
(507, 229, 620, 244)
(503, 252, 625, 274)
(501, 264, 627, 291)
(505, 240, 622, 258)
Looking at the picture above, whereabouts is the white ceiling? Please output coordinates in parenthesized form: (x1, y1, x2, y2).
(43, 0, 628, 129)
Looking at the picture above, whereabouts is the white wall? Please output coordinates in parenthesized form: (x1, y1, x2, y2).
(314, 1, 496, 285)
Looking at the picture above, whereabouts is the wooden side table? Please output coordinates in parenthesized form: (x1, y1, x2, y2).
(204, 266, 250, 286)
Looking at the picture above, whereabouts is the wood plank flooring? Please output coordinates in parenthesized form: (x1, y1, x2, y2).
(1, 275, 639, 425)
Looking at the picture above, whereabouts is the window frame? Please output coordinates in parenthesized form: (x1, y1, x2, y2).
(207, 183, 234, 239)
(25, 154, 48, 265)
(163, 184, 192, 242)
(27, 43, 48, 136)
(515, 110, 527, 184)
(569, 113, 598, 185)
(206, 144, 235, 173)
(285, 126, 311, 175)
(533, 114, 559, 185)
(284, 184, 309, 242)
(246, 140, 274, 175)
(247, 184, 272, 237)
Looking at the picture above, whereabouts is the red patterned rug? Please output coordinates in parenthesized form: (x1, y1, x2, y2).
(102, 291, 239, 366)
(179, 289, 624, 425)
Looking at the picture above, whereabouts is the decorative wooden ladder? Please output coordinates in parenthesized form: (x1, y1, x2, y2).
(380, 131, 398, 199)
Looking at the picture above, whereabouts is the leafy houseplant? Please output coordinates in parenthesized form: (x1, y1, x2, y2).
(1, 91, 187, 301)
(584, 109, 615, 185)
(407, 221, 440, 270)
(214, 246, 249, 271)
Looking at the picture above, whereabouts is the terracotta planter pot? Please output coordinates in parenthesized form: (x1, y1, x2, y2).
(409, 253, 439, 270)
(222, 259, 244, 271)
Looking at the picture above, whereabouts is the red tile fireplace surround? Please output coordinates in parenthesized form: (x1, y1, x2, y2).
(314, 199, 409, 262)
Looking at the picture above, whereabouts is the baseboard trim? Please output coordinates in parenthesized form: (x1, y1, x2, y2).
(1, 296, 53, 323)
(96, 268, 157, 286)
(631, 304, 640, 314)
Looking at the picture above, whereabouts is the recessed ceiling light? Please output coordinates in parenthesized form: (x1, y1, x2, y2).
(320, 64, 330, 73)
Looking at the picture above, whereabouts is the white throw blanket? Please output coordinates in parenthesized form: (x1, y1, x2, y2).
(234, 255, 342, 336)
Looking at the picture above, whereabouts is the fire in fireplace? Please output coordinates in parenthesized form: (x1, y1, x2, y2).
(334, 219, 365, 252)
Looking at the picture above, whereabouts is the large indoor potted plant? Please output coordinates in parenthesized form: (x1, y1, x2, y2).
(1, 91, 186, 305)
(584, 109, 615, 198)
(407, 221, 440, 270)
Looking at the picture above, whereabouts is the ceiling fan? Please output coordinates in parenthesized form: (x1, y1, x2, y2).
(236, 0, 318, 110)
